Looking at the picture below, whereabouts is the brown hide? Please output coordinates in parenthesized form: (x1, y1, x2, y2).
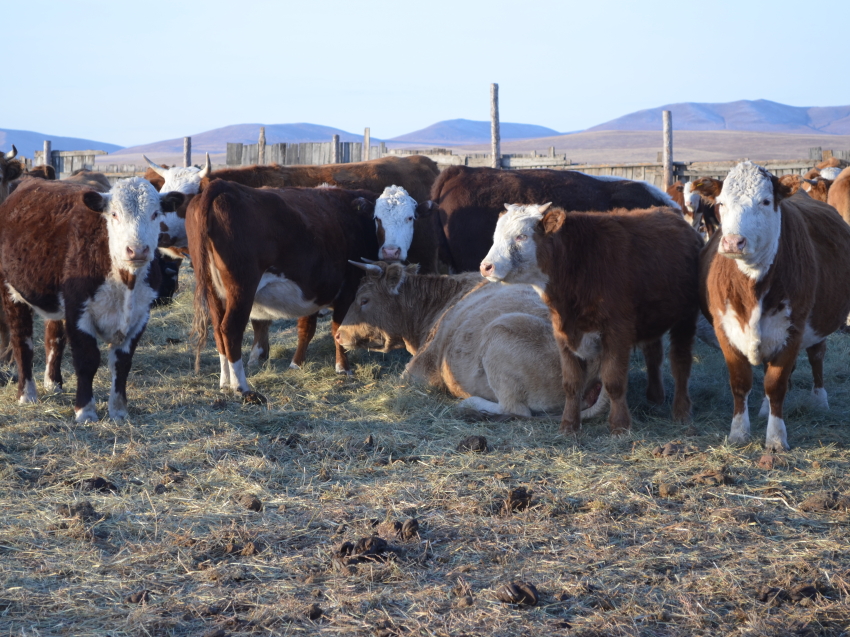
(667, 181, 685, 209)
(534, 206, 702, 433)
(0, 155, 24, 204)
(63, 169, 111, 193)
(187, 179, 380, 392)
(27, 165, 56, 180)
(430, 166, 680, 273)
(143, 165, 168, 191)
(827, 167, 850, 224)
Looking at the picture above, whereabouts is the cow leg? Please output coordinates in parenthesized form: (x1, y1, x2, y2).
(248, 319, 271, 367)
(668, 317, 696, 423)
(722, 346, 753, 446)
(220, 297, 255, 394)
(600, 340, 632, 435)
(43, 320, 66, 394)
(806, 340, 829, 410)
(68, 326, 101, 423)
(330, 311, 353, 375)
(763, 346, 799, 452)
(2, 297, 37, 404)
(290, 313, 318, 370)
(205, 289, 231, 391)
(107, 329, 144, 420)
(152, 255, 181, 307)
(554, 332, 585, 433)
(0, 303, 11, 366)
(640, 339, 665, 405)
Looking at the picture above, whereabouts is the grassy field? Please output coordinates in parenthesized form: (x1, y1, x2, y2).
(1, 274, 849, 637)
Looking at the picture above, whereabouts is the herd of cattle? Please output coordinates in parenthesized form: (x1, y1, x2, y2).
(1, 146, 850, 453)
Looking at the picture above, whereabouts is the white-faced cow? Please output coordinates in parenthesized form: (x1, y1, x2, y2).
(481, 203, 702, 435)
(701, 162, 850, 451)
(188, 179, 381, 401)
(0, 178, 183, 421)
(373, 185, 432, 262)
(336, 262, 608, 420)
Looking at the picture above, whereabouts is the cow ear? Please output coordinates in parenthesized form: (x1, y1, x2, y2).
(415, 200, 435, 219)
(82, 190, 109, 212)
(5, 161, 23, 181)
(384, 263, 408, 294)
(777, 174, 802, 196)
(353, 196, 375, 214)
(539, 208, 566, 235)
(160, 191, 185, 212)
(405, 263, 420, 275)
(771, 174, 794, 202)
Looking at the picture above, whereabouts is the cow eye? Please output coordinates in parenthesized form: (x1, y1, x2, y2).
(111, 211, 119, 219)
(407, 216, 414, 222)
(516, 234, 527, 242)
(762, 199, 771, 206)
(152, 211, 159, 220)
(360, 297, 369, 307)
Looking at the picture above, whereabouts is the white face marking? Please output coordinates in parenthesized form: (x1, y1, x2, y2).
(374, 185, 417, 262)
(728, 391, 751, 444)
(765, 413, 789, 451)
(157, 165, 203, 196)
(249, 272, 325, 321)
(716, 162, 781, 280)
(158, 211, 188, 252)
(683, 182, 701, 214)
(718, 299, 791, 366)
(482, 204, 549, 287)
(102, 178, 164, 272)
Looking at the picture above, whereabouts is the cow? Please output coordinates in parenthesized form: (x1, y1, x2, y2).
(700, 162, 850, 451)
(481, 203, 702, 435)
(0, 146, 22, 203)
(187, 179, 381, 401)
(0, 178, 184, 421)
(336, 261, 608, 420)
(827, 166, 850, 225)
(683, 178, 722, 236)
(427, 166, 681, 273)
(63, 168, 112, 192)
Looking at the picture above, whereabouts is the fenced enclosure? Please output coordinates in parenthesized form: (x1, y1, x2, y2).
(226, 141, 366, 166)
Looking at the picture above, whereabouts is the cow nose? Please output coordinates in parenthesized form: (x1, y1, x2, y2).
(480, 262, 494, 277)
(334, 331, 341, 343)
(721, 234, 747, 254)
(381, 246, 401, 261)
(126, 245, 151, 260)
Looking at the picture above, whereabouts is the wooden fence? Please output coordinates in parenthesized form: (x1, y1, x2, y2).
(32, 149, 108, 177)
(226, 142, 365, 166)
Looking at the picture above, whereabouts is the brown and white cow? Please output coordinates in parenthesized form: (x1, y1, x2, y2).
(336, 262, 608, 420)
(826, 166, 850, 225)
(700, 162, 850, 451)
(188, 179, 380, 400)
(481, 204, 702, 435)
(684, 177, 722, 236)
(0, 178, 183, 421)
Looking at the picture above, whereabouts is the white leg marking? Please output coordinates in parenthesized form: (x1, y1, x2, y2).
(19, 379, 38, 404)
(107, 348, 128, 420)
(581, 386, 609, 420)
(765, 413, 789, 452)
(728, 391, 751, 445)
(811, 387, 829, 410)
(219, 354, 231, 391)
(459, 396, 505, 416)
(247, 343, 264, 367)
(228, 359, 250, 393)
(75, 400, 99, 423)
(335, 362, 353, 375)
(758, 395, 769, 418)
(43, 348, 62, 394)
(289, 361, 301, 370)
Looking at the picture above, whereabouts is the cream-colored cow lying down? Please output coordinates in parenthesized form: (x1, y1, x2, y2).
(335, 261, 607, 420)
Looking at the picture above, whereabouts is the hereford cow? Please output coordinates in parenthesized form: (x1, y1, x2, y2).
(481, 204, 702, 435)
(336, 261, 608, 420)
(683, 178, 722, 236)
(188, 179, 380, 400)
(701, 162, 850, 451)
(428, 166, 681, 273)
(63, 168, 112, 192)
(826, 167, 850, 224)
(0, 178, 183, 421)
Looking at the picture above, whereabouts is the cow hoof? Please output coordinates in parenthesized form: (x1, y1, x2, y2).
(765, 440, 790, 453)
(44, 381, 63, 395)
(109, 410, 128, 421)
(335, 364, 353, 376)
(289, 362, 302, 371)
(811, 387, 829, 410)
(242, 391, 267, 405)
(74, 406, 99, 423)
(727, 433, 750, 446)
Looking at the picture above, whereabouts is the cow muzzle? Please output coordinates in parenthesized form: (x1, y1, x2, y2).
(480, 261, 496, 279)
(719, 234, 747, 255)
(125, 245, 152, 266)
(381, 245, 402, 261)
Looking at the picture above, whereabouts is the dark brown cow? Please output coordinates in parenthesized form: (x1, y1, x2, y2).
(63, 169, 111, 192)
(26, 164, 56, 180)
(429, 166, 681, 273)
(700, 162, 850, 451)
(188, 179, 380, 400)
(0, 178, 183, 421)
(0, 146, 24, 366)
(481, 204, 702, 435)
(827, 166, 850, 224)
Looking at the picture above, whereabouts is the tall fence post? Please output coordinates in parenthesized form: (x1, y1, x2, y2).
(43, 140, 52, 168)
(662, 110, 673, 189)
(258, 127, 266, 165)
(490, 83, 501, 169)
(331, 135, 340, 163)
(364, 127, 370, 162)
(183, 136, 191, 167)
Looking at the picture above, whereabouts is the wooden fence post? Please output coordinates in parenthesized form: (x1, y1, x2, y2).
(380, 142, 386, 157)
(490, 83, 500, 169)
(662, 110, 673, 189)
(43, 140, 52, 168)
(183, 137, 191, 167)
(364, 127, 370, 162)
(258, 127, 266, 165)
(331, 135, 340, 164)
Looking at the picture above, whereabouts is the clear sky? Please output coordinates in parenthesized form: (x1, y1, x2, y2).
(3, 0, 849, 147)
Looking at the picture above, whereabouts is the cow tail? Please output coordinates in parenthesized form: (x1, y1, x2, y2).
(189, 182, 220, 374)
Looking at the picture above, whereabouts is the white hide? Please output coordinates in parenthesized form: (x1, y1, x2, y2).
(585, 173, 681, 210)
(248, 272, 325, 321)
(820, 167, 842, 181)
(18, 379, 38, 404)
(716, 162, 781, 281)
(107, 348, 129, 419)
(481, 204, 550, 288)
(728, 391, 751, 444)
(374, 185, 418, 261)
(717, 299, 791, 366)
(75, 399, 99, 423)
(146, 162, 203, 254)
(765, 414, 789, 451)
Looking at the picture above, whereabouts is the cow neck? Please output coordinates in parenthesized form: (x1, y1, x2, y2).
(400, 274, 485, 354)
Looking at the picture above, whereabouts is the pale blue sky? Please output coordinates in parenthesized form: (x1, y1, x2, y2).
(3, 0, 848, 147)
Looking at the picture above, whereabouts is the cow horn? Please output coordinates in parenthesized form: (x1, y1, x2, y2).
(538, 202, 553, 213)
(143, 155, 168, 177)
(348, 260, 382, 274)
(4, 145, 17, 160)
(198, 153, 212, 178)
(360, 257, 379, 264)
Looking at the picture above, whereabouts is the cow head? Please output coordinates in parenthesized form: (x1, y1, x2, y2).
(144, 154, 210, 255)
(716, 162, 793, 280)
(480, 203, 554, 288)
(82, 177, 185, 272)
(0, 146, 22, 203)
(372, 185, 434, 262)
(336, 261, 417, 352)
(681, 181, 703, 228)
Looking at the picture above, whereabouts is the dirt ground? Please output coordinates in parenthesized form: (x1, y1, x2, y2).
(1, 275, 849, 637)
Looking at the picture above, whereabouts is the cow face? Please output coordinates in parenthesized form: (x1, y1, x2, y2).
(0, 146, 22, 203)
(336, 261, 416, 352)
(716, 162, 792, 280)
(83, 177, 184, 272)
(480, 203, 551, 287)
(373, 185, 418, 262)
(682, 181, 703, 229)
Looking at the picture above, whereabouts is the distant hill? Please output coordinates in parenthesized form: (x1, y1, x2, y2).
(388, 119, 561, 145)
(0, 128, 123, 157)
(588, 100, 850, 135)
(111, 123, 368, 157)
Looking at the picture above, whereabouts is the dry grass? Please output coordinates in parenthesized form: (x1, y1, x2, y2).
(1, 273, 850, 637)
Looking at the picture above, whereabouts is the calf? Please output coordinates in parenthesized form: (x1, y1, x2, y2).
(481, 204, 701, 434)
(337, 262, 608, 420)
(188, 179, 379, 400)
(0, 178, 183, 421)
(701, 162, 850, 451)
